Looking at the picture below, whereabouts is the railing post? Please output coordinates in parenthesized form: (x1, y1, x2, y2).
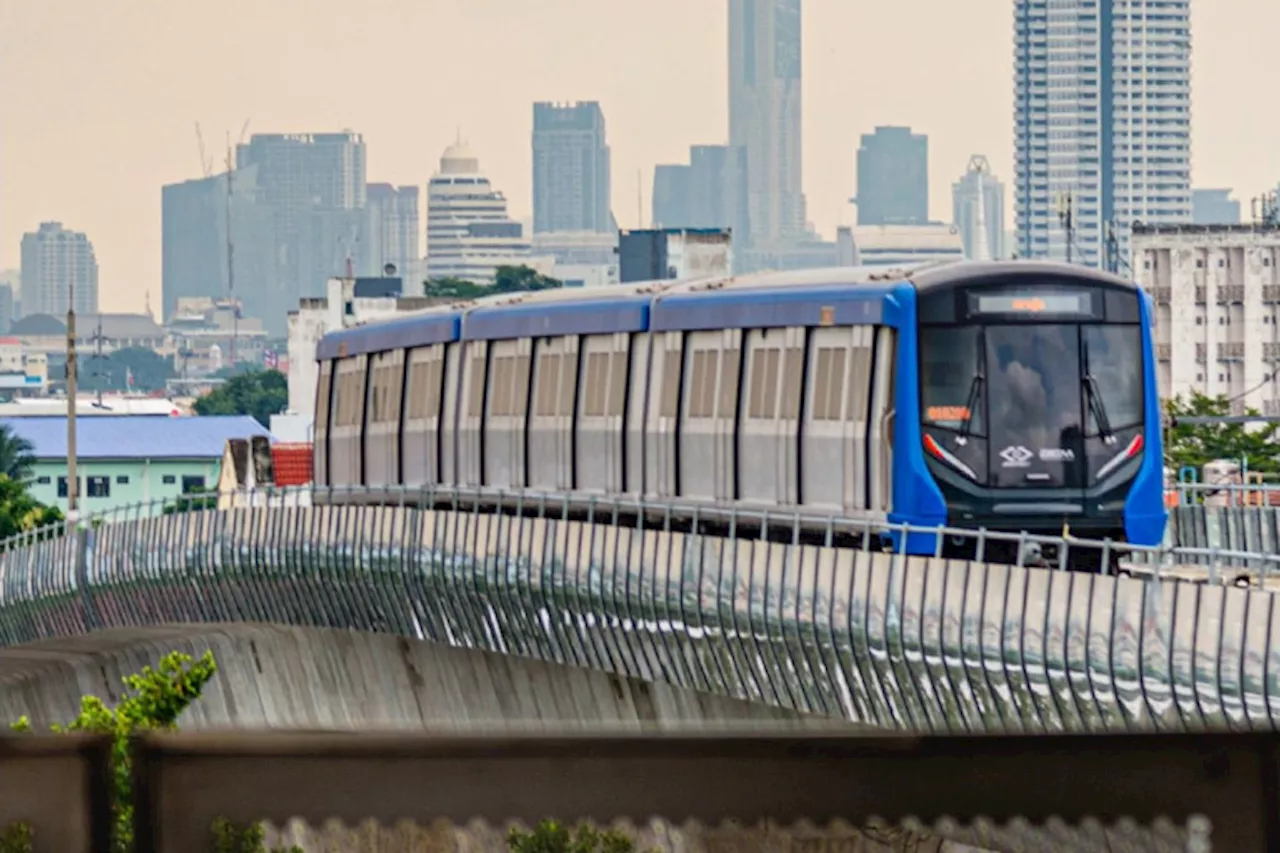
(75, 517, 100, 632)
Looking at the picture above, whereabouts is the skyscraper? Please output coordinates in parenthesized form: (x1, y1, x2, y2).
(235, 132, 370, 329)
(20, 222, 98, 317)
(651, 165, 692, 229)
(952, 155, 1006, 260)
(1014, 0, 1191, 267)
(728, 0, 804, 246)
(531, 102, 614, 233)
(1191, 189, 1241, 225)
(366, 184, 421, 283)
(427, 143, 530, 283)
(161, 165, 274, 324)
(855, 126, 929, 226)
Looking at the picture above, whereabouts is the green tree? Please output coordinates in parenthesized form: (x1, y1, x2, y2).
(0, 475, 62, 539)
(508, 821, 646, 853)
(0, 425, 35, 483)
(82, 347, 175, 394)
(1165, 391, 1280, 474)
(422, 265, 563, 299)
(193, 369, 287, 428)
(491, 264, 563, 294)
(3, 651, 296, 853)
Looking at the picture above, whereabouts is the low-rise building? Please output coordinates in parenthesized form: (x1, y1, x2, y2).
(2, 414, 271, 514)
(1132, 223, 1280, 413)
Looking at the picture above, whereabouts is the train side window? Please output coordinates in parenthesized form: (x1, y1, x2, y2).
(608, 347, 628, 416)
(584, 351, 607, 417)
(536, 351, 562, 417)
(688, 350, 719, 418)
(514, 354, 531, 415)
(468, 352, 486, 417)
(659, 341, 682, 417)
(315, 365, 332, 428)
(719, 345, 740, 416)
(748, 349, 780, 419)
(782, 345, 803, 417)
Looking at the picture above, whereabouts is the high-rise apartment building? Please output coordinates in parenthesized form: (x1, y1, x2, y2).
(1133, 223, 1280, 414)
(650, 145, 750, 247)
(366, 184, 421, 285)
(855, 126, 929, 226)
(952, 155, 1007, 260)
(427, 143, 530, 283)
(161, 166, 275, 324)
(1014, 0, 1191, 267)
(20, 222, 98, 317)
(728, 0, 804, 246)
(1191, 189, 1241, 225)
(234, 132, 370, 330)
(531, 102, 614, 233)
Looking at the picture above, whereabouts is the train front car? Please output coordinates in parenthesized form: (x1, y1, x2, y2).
(905, 261, 1166, 569)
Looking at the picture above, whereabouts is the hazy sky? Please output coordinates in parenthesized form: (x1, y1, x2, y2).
(3, 0, 1279, 313)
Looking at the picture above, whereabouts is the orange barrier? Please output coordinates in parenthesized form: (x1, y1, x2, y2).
(271, 442, 313, 486)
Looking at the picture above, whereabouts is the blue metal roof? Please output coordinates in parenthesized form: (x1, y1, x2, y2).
(0, 415, 272, 461)
(316, 312, 459, 360)
(463, 296, 650, 341)
(649, 284, 899, 332)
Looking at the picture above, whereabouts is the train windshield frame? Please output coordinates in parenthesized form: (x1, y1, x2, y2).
(918, 282, 1145, 489)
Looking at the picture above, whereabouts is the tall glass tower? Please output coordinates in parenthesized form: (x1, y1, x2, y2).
(1014, 0, 1191, 269)
(729, 0, 804, 247)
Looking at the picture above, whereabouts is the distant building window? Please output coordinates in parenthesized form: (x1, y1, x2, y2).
(116, 475, 130, 484)
(87, 476, 111, 498)
(162, 475, 177, 485)
(57, 477, 80, 498)
(36, 476, 50, 485)
(181, 475, 206, 494)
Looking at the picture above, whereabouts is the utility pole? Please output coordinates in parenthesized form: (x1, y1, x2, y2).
(66, 281, 78, 521)
(1056, 191, 1075, 265)
(86, 314, 114, 407)
(225, 137, 238, 372)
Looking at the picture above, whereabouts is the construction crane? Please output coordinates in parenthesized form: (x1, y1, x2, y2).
(194, 122, 213, 177)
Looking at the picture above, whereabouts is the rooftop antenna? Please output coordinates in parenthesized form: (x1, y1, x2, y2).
(86, 313, 114, 407)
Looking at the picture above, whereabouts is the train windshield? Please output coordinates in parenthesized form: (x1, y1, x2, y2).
(920, 322, 1144, 488)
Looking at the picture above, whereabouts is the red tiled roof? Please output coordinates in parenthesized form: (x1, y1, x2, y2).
(271, 442, 313, 486)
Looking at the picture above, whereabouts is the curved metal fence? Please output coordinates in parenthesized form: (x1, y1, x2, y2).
(0, 486, 1279, 734)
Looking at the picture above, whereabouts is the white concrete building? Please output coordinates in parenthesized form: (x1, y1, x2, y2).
(20, 222, 99, 317)
(1132, 223, 1280, 414)
(425, 143, 530, 284)
(848, 224, 965, 268)
(1014, 0, 1191, 267)
(952, 155, 1006, 260)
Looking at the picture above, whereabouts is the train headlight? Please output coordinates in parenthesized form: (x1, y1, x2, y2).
(1095, 433, 1144, 480)
(923, 433, 978, 481)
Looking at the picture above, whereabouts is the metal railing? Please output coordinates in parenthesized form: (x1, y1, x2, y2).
(0, 485, 1279, 735)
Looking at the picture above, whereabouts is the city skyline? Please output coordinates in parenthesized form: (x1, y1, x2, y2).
(3, 0, 1279, 312)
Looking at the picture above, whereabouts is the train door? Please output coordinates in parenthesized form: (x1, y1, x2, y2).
(645, 331, 683, 498)
(801, 325, 874, 513)
(330, 355, 367, 488)
(623, 333, 649, 496)
(364, 349, 404, 488)
(739, 326, 803, 506)
(313, 360, 333, 487)
(483, 338, 531, 489)
(577, 332, 629, 494)
(402, 344, 447, 487)
(679, 328, 740, 502)
(868, 326, 897, 515)
(529, 335, 578, 491)
(456, 341, 488, 487)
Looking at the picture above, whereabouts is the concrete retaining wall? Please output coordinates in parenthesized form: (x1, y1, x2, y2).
(0, 624, 836, 730)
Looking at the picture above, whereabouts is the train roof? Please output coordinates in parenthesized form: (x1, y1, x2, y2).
(316, 260, 1139, 359)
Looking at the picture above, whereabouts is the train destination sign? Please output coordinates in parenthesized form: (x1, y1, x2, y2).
(973, 293, 1091, 315)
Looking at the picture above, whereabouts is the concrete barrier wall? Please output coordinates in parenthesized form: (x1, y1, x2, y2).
(0, 625, 831, 731)
(0, 500, 1277, 734)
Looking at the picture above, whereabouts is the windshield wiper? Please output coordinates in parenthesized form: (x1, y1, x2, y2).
(957, 375, 983, 441)
(1081, 337, 1115, 444)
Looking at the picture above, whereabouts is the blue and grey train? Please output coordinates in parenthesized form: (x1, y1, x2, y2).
(313, 260, 1167, 568)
